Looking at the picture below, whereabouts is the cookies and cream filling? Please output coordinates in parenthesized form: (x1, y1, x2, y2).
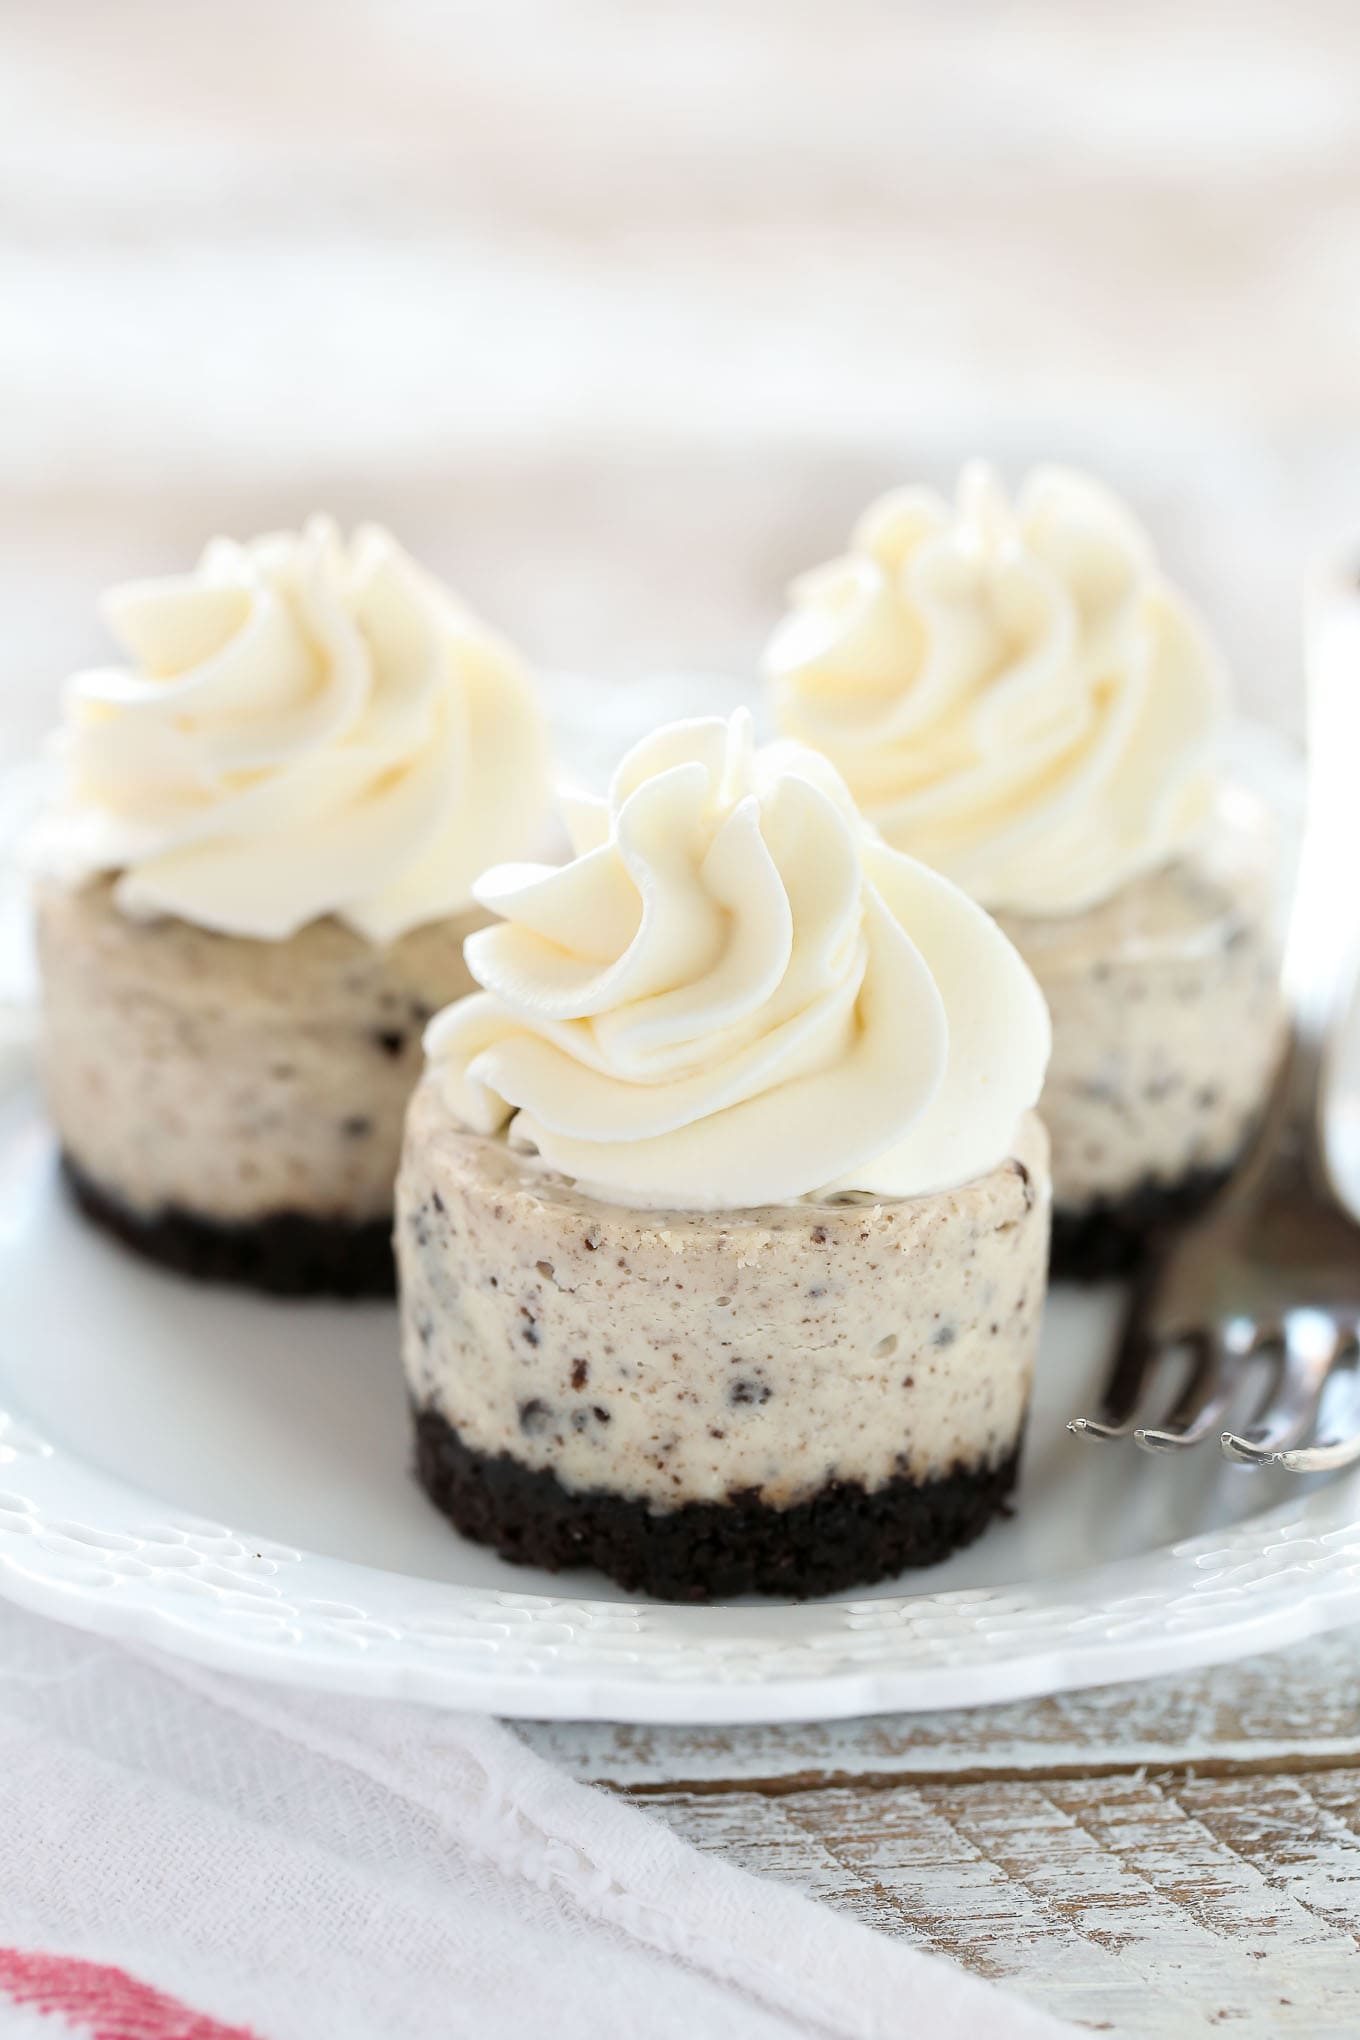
(399, 1087, 1049, 1507)
(1002, 789, 1284, 1211)
(37, 876, 479, 1226)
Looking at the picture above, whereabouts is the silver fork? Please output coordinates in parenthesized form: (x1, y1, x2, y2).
(1069, 550, 1360, 1470)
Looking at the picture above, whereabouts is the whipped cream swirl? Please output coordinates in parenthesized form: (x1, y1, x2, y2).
(766, 464, 1228, 917)
(35, 518, 551, 942)
(427, 713, 1049, 1209)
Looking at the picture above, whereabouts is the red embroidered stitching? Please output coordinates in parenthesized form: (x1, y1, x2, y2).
(0, 1948, 264, 2040)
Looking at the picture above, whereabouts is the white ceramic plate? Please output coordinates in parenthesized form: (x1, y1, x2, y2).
(4, 712, 1355, 1723)
(4, 1057, 1360, 1722)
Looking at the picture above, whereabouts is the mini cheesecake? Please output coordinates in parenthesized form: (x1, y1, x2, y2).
(30, 517, 551, 1295)
(396, 713, 1052, 1600)
(766, 462, 1284, 1273)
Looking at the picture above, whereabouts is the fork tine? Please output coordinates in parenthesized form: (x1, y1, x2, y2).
(1221, 1309, 1348, 1463)
(1134, 1331, 1233, 1452)
(1277, 1430, 1360, 1473)
(1068, 1281, 1166, 1441)
(1267, 1330, 1360, 1472)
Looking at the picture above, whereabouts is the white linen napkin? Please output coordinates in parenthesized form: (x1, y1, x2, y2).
(0, 1602, 1071, 2039)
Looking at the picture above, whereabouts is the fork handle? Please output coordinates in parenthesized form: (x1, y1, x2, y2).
(1281, 550, 1360, 1199)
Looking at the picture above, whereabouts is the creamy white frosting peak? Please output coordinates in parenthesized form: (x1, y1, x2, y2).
(34, 518, 551, 942)
(766, 463, 1228, 917)
(426, 712, 1050, 1210)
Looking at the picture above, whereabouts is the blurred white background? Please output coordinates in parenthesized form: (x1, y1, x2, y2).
(4, 0, 1360, 749)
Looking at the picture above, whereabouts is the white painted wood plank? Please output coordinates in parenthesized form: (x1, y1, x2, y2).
(644, 1769, 1360, 2038)
(527, 1634, 1360, 2035)
(523, 1630, 1360, 1786)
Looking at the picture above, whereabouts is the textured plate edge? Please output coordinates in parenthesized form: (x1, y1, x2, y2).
(2, 1508, 1360, 1724)
(4, 1377, 1360, 1722)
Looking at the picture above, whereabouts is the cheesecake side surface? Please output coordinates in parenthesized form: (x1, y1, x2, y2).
(999, 801, 1284, 1274)
(397, 1077, 1049, 1597)
(37, 876, 478, 1289)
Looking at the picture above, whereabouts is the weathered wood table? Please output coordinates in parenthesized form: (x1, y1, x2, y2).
(529, 1633, 1360, 2036)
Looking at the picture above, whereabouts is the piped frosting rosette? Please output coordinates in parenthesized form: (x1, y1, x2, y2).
(35, 517, 551, 942)
(427, 712, 1050, 1210)
(766, 463, 1227, 918)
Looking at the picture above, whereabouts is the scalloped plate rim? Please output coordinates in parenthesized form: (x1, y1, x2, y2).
(1, 1426, 1360, 1721)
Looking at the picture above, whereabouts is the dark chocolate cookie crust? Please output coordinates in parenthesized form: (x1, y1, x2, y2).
(1051, 1162, 1235, 1282)
(63, 1153, 396, 1298)
(412, 1402, 1020, 1602)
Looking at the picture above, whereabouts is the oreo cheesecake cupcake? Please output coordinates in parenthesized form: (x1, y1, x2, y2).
(397, 712, 1051, 1600)
(767, 463, 1284, 1277)
(30, 518, 551, 1295)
